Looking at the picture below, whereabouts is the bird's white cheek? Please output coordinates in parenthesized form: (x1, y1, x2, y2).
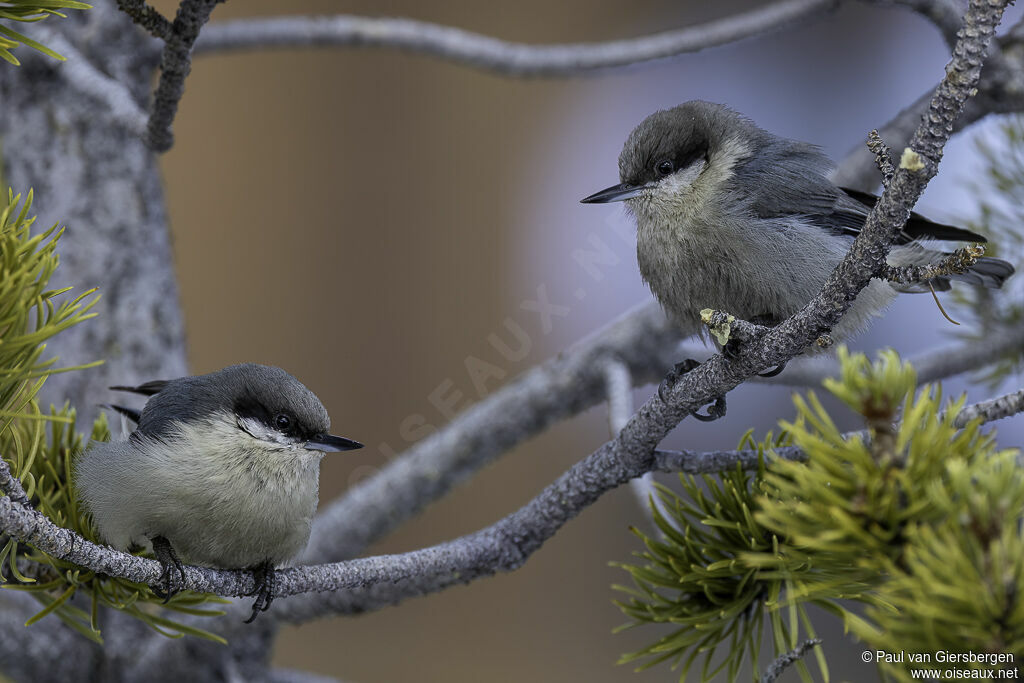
(633, 160, 708, 219)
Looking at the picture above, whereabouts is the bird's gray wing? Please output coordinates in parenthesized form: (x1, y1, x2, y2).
(738, 142, 988, 244)
(837, 188, 988, 243)
(738, 142, 846, 225)
(750, 183, 988, 244)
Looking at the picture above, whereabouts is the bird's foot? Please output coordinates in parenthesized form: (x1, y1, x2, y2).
(757, 361, 788, 378)
(151, 535, 185, 602)
(244, 561, 276, 623)
(657, 359, 701, 402)
(721, 325, 787, 377)
(691, 394, 728, 422)
(722, 337, 743, 360)
(657, 359, 728, 422)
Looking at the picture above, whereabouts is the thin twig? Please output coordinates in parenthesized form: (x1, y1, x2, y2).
(117, 0, 172, 40)
(954, 387, 1024, 428)
(193, 0, 838, 75)
(760, 639, 823, 683)
(145, 0, 223, 151)
(702, 309, 773, 347)
(881, 245, 984, 284)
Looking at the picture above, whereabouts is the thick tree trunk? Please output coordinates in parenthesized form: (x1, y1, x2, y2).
(0, 4, 188, 423)
(0, 7, 249, 681)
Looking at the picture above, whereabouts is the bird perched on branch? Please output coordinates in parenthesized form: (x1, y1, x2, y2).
(75, 363, 363, 622)
(582, 100, 1014, 410)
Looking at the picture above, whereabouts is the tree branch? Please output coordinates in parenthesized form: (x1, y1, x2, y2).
(192, 0, 838, 75)
(2, 0, 1016, 667)
(301, 304, 1024, 567)
(2, 375, 1018, 627)
(953, 387, 1024, 428)
(833, 28, 1024, 189)
(116, 0, 172, 40)
(124, 0, 223, 151)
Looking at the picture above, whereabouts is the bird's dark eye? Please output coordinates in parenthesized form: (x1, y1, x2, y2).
(274, 414, 291, 431)
(655, 160, 674, 176)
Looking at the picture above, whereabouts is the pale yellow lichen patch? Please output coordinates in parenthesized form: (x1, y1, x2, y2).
(701, 308, 734, 346)
(900, 147, 925, 171)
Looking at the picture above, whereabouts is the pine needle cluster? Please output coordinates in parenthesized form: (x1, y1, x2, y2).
(616, 348, 1022, 681)
(0, 1, 90, 65)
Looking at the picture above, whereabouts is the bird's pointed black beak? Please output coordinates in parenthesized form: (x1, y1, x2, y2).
(580, 182, 646, 204)
(305, 434, 364, 452)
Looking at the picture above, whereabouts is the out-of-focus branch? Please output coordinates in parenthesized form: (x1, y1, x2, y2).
(193, 0, 838, 75)
(28, 26, 149, 139)
(866, 0, 963, 47)
(603, 358, 634, 435)
(754, 321, 1024, 386)
(954, 387, 1024, 427)
(833, 30, 1024, 190)
(603, 357, 661, 517)
(303, 308, 1024, 568)
(301, 303, 680, 564)
(0, 0, 1015, 660)
(0, 591, 100, 682)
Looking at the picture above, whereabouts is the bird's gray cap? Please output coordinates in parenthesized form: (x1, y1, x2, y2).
(617, 100, 761, 187)
(135, 363, 331, 440)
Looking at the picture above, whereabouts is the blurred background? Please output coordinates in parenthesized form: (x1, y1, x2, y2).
(143, 0, 1024, 680)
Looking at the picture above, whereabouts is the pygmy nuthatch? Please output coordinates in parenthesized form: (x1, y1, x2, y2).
(75, 363, 363, 622)
(582, 101, 1014, 401)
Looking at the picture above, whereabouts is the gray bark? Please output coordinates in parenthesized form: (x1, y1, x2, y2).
(0, 4, 187, 424)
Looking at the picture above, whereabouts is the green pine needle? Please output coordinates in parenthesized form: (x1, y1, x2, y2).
(0, 1, 91, 65)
